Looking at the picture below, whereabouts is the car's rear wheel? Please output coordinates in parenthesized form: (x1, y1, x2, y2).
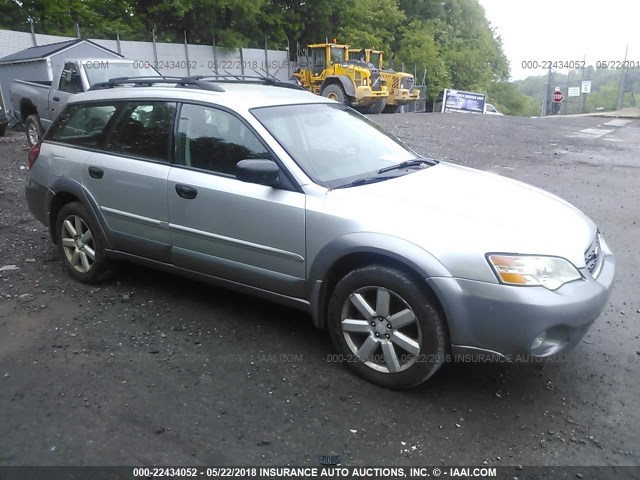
(56, 202, 111, 283)
(328, 265, 448, 389)
(25, 114, 42, 147)
(0, 124, 6, 137)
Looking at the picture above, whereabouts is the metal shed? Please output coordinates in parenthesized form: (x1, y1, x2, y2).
(0, 39, 122, 121)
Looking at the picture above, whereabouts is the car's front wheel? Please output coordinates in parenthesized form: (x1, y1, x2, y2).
(56, 202, 111, 283)
(328, 265, 448, 389)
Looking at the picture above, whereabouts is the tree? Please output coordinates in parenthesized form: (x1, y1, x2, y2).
(0, 0, 145, 39)
(335, 0, 405, 52)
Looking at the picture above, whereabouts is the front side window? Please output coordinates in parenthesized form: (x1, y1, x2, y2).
(59, 63, 83, 93)
(311, 47, 326, 75)
(175, 104, 271, 176)
(369, 52, 381, 68)
(47, 103, 117, 147)
(106, 102, 176, 162)
(252, 103, 417, 188)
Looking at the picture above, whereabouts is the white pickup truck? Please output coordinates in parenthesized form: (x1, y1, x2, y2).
(11, 58, 160, 146)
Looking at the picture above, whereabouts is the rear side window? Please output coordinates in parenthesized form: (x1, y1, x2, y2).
(47, 103, 117, 147)
(58, 63, 83, 93)
(47, 101, 176, 162)
(106, 102, 176, 162)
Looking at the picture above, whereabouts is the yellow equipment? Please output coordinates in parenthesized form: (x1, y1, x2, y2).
(348, 48, 420, 113)
(293, 43, 388, 111)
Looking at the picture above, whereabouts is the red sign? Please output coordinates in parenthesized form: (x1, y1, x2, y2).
(552, 91, 563, 103)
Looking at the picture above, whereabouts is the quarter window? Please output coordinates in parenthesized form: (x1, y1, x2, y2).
(175, 104, 271, 176)
(47, 103, 117, 147)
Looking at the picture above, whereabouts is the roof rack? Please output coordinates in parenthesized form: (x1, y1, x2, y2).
(89, 76, 225, 92)
(195, 75, 305, 90)
(88, 75, 304, 92)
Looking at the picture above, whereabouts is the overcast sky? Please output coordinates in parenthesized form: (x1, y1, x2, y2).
(478, 0, 639, 80)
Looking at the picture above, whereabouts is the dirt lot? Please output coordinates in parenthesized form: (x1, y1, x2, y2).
(0, 113, 639, 470)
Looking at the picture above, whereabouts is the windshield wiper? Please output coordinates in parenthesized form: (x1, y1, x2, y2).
(333, 175, 397, 189)
(378, 158, 438, 174)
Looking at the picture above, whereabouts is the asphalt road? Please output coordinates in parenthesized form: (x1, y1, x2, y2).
(0, 113, 638, 470)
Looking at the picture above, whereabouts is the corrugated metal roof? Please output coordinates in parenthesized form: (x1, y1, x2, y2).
(0, 38, 122, 64)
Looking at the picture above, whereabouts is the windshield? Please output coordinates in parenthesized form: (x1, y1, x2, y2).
(369, 52, 382, 68)
(83, 62, 161, 85)
(330, 46, 346, 65)
(252, 103, 417, 188)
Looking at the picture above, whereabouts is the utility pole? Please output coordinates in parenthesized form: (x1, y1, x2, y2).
(579, 57, 586, 114)
(28, 17, 37, 46)
(542, 66, 552, 116)
(264, 38, 270, 78)
(616, 45, 629, 111)
(564, 70, 571, 115)
(212, 35, 218, 75)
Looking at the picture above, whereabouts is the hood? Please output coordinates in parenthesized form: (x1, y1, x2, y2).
(324, 162, 596, 279)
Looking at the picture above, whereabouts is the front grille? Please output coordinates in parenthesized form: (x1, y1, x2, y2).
(584, 233, 603, 276)
(370, 70, 382, 91)
(401, 76, 414, 91)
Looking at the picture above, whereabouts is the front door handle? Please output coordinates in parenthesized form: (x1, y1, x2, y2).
(88, 166, 104, 179)
(175, 184, 198, 199)
(52, 96, 60, 102)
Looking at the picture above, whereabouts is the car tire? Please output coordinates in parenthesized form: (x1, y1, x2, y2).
(25, 114, 43, 147)
(383, 104, 400, 114)
(55, 202, 111, 284)
(0, 124, 6, 137)
(321, 84, 349, 106)
(328, 265, 448, 389)
(367, 99, 386, 114)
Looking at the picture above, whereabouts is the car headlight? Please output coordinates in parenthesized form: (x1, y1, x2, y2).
(487, 254, 583, 290)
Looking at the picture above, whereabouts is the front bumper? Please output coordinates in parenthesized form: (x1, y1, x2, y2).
(428, 252, 615, 360)
(390, 88, 420, 105)
(352, 86, 389, 107)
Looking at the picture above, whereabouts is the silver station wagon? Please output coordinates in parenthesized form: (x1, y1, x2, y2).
(25, 77, 615, 388)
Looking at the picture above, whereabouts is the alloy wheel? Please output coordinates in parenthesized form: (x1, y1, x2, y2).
(60, 215, 96, 273)
(340, 286, 422, 373)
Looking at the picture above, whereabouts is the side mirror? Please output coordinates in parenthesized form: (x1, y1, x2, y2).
(236, 159, 280, 187)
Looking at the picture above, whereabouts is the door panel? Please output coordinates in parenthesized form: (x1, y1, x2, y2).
(168, 167, 306, 297)
(79, 101, 176, 261)
(83, 152, 171, 261)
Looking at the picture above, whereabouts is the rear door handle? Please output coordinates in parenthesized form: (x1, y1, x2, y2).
(88, 166, 104, 179)
(52, 96, 60, 102)
(175, 184, 198, 199)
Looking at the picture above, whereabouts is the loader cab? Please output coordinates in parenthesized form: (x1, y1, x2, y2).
(368, 50, 383, 69)
(307, 43, 349, 75)
(348, 49, 384, 70)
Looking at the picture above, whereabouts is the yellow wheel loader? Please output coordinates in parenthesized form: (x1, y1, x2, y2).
(293, 43, 388, 111)
(348, 49, 420, 113)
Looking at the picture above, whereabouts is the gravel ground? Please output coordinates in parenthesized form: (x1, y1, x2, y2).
(0, 113, 639, 470)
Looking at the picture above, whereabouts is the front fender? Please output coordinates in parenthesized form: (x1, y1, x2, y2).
(307, 232, 452, 328)
(323, 75, 356, 98)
